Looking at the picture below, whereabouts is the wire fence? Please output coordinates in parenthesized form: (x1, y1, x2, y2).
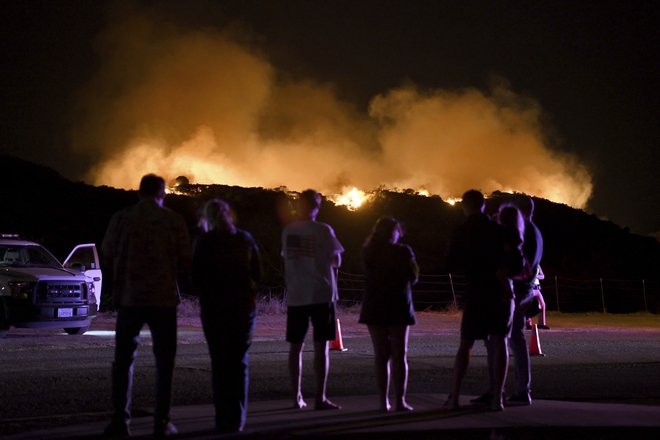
(335, 271, 660, 314)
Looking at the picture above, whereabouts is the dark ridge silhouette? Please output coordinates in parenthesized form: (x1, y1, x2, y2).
(1, 154, 659, 313)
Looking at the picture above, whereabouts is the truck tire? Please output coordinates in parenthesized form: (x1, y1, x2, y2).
(64, 324, 90, 335)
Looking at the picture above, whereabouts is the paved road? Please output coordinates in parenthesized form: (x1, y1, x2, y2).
(1, 320, 660, 436)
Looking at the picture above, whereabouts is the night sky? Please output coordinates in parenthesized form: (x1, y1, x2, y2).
(2, 1, 659, 236)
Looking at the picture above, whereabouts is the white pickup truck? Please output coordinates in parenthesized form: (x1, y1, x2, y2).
(0, 234, 102, 337)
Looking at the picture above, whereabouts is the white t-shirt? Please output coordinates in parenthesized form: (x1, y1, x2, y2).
(281, 220, 344, 306)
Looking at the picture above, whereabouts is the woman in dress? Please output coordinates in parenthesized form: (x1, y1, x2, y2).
(191, 199, 262, 433)
(359, 216, 419, 411)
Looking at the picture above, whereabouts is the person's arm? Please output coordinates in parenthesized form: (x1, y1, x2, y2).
(331, 251, 341, 268)
(406, 245, 420, 284)
(325, 224, 344, 268)
(410, 258, 420, 285)
(249, 236, 263, 285)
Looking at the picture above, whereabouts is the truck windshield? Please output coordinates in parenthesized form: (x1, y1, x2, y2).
(0, 245, 62, 268)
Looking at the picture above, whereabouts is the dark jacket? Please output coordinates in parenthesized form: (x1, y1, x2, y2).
(446, 213, 521, 299)
(101, 198, 191, 308)
(191, 228, 262, 313)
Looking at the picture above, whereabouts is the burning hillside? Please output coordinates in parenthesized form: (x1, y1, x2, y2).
(71, 4, 593, 210)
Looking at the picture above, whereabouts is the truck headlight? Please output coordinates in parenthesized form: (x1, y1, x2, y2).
(8, 281, 31, 298)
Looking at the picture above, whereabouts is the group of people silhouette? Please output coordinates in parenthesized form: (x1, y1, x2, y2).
(446, 190, 544, 411)
(100, 176, 543, 437)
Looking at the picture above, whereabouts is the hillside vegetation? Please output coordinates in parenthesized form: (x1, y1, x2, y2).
(2, 154, 659, 312)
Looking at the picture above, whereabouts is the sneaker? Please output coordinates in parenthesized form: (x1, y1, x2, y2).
(538, 325, 550, 330)
(153, 419, 178, 437)
(469, 393, 492, 404)
(104, 420, 130, 438)
(507, 393, 532, 406)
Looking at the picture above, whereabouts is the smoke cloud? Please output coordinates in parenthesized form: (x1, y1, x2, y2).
(71, 6, 592, 208)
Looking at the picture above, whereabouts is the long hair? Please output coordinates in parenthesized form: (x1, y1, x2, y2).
(364, 216, 403, 248)
(498, 205, 525, 243)
(198, 199, 235, 233)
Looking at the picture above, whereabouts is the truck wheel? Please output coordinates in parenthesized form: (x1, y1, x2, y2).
(64, 324, 90, 335)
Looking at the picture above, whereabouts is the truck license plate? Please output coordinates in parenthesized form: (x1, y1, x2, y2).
(58, 308, 73, 318)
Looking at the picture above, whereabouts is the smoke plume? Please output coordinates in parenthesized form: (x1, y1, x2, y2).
(71, 5, 592, 208)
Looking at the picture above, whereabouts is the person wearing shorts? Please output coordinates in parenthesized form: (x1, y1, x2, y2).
(281, 189, 344, 410)
(287, 303, 337, 344)
(445, 190, 520, 412)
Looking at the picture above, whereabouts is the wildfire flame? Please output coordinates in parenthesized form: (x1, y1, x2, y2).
(329, 187, 372, 211)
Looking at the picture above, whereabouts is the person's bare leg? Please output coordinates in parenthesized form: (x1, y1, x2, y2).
(389, 325, 412, 411)
(368, 325, 392, 411)
(449, 338, 474, 409)
(313, 340, 340, 410)
(490, 334, 509, 411)
(288, 342, 306, 409)
(537, 293, 547, 327)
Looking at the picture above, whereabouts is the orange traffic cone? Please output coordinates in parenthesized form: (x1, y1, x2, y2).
(330, 319, 347, 351)
(529, 323, 545, 356)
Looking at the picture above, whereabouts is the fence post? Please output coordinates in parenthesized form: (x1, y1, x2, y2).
(600, 278, 606, 313)
(449, 273, 457, 308)
(554, 276, 560, 312)
(643, 279, 648, 313)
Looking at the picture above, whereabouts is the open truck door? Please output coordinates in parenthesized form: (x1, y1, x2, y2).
(63, 244, 102, 306)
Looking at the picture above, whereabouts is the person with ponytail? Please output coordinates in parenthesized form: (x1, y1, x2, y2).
(191, 199, 262, 433)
